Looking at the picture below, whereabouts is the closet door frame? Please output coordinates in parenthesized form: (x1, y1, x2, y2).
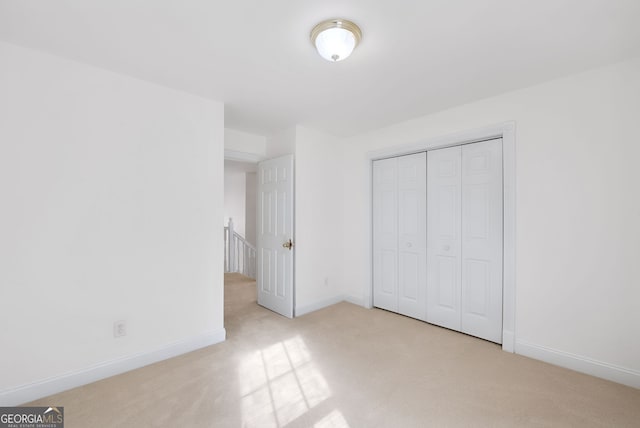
(366, 122, 516, 353)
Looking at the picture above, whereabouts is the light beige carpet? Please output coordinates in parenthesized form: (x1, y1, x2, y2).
(28, 273, 640, 427)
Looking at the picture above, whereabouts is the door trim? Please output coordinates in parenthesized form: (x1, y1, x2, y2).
(366, 121, 516, 352)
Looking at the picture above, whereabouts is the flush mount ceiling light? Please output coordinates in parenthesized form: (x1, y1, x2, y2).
(310, 18, 362, 62)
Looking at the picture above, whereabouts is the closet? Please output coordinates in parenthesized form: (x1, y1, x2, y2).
(372, 138, 503, 343)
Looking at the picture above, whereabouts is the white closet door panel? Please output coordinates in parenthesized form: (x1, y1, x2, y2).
(397, 153, 427, 320)
(373, 157, 398, 312)
(461, 139, 503, 343)
(427, 146, 462, 330)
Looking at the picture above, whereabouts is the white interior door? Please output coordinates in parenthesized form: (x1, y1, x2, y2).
(372, 157, 398, 312)
(257, 154, 294, 318)
(461, 139, 503, 343)
(373, 153, 426, 319)
(397, 153, 427, 319)
(426, 146, 462, 331)
(426, 139, 503, 343)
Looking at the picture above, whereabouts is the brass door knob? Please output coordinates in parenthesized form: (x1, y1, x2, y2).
(282, 239, 294, 250)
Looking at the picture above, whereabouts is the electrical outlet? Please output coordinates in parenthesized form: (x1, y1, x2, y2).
(113, 320, 127, 338)
(324, 277, 329, 286)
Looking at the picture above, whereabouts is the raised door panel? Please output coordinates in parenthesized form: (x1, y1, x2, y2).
(427, 146, 462, 331)
(259, 188, 275, 295)
(461, 139, 503, 343)
(397, 152, 427, 320)
(372, 157, 398, 312)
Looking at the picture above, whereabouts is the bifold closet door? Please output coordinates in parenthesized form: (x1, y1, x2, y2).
(426, 146, 462, 331)
(460, 140, 503, 343)
(373, 157, 398, 312)
(373, 153, 426, 320)
(427, 139, 503, 343)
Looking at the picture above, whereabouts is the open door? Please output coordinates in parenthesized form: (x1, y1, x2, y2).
(256, 154, 294, 318)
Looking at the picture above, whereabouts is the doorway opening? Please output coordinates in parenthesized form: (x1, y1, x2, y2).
(223, 153, 296, 328)
(224, 159, 259, 327)
(224, 159, 258, 279)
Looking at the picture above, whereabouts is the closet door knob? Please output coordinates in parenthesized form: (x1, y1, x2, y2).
(443, 245, 450, 251)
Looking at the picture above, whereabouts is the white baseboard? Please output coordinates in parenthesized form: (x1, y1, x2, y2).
(296, 295, 347, 317)
(515, 339, 640, 389)
(0, 328, 226, 406)
(343, 294, 367, 308)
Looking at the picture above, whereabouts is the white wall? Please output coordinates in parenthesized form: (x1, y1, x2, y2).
(0, 42, 225, 404)
(225, 128, 266, 161)
(245, 172, 257, 245)
(266, 127, 296, 159)
(341, 56, 640, 386)
(224, 168, 246, 237)
(294, 126, 346, 315)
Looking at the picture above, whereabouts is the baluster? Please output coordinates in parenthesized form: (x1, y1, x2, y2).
(224, 227, 228, 272)
(228, 218, 235, 273)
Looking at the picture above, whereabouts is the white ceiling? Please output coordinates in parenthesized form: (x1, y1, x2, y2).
(1, 1, 639, 137)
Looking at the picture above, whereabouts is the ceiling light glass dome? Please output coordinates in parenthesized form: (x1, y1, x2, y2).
(311, 19, 362, 62)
